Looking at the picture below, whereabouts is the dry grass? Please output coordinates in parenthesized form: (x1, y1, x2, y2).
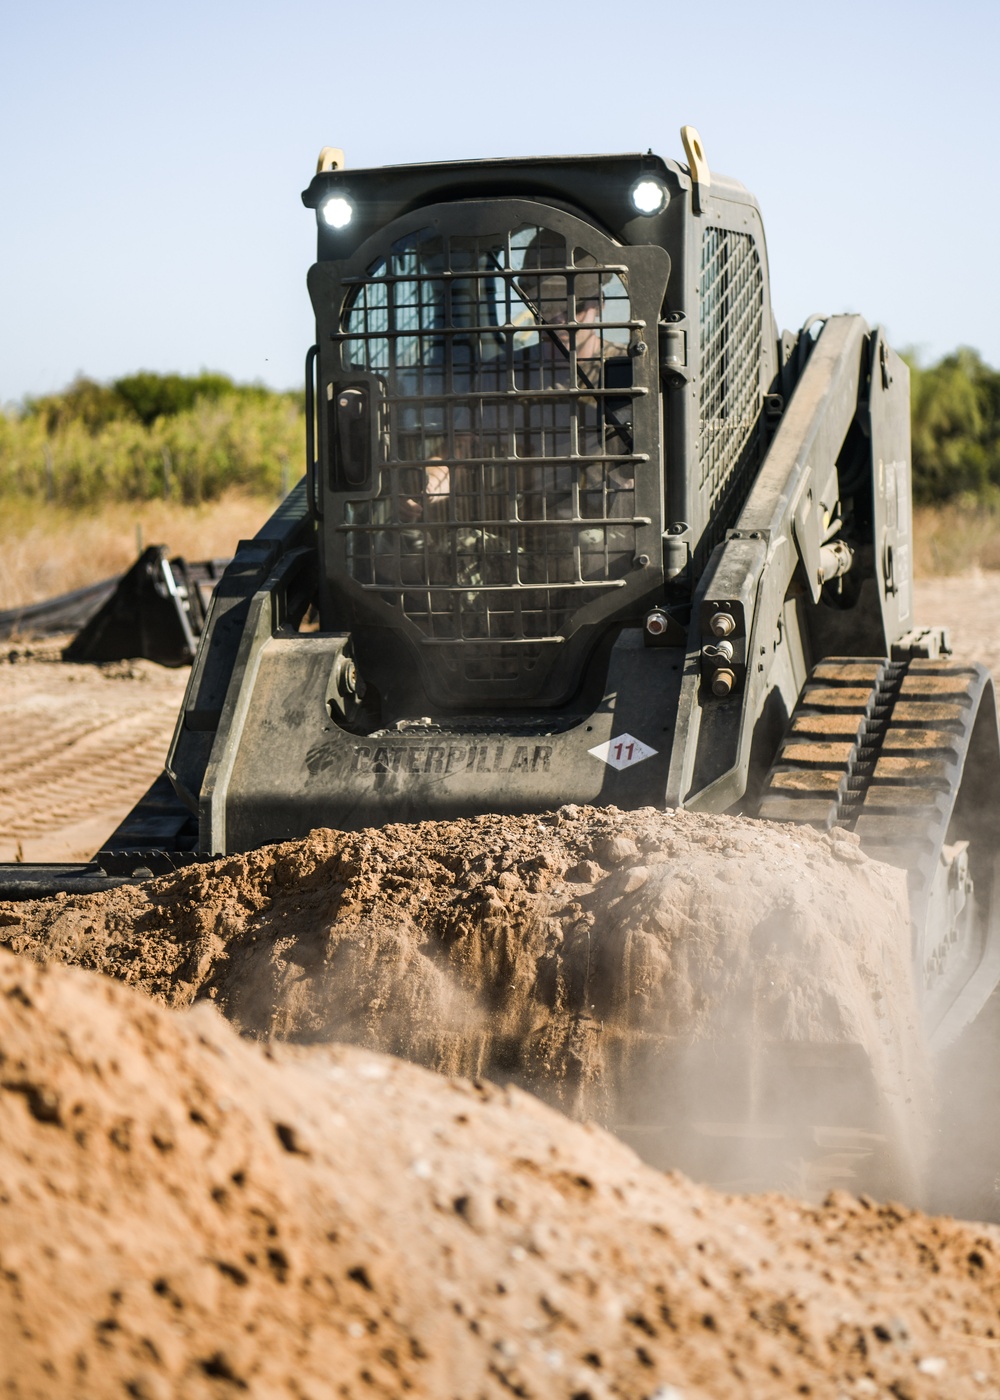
(2, 495, 998, 611)
(0, 491, 278, 608)
(913, 503, 1000, 576)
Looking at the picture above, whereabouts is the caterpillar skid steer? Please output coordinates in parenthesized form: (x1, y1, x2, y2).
(5, 129, 1000, 1199)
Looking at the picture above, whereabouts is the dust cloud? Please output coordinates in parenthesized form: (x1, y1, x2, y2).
(2, 804, 932, 1204)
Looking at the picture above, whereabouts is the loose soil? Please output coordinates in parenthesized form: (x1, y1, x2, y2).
(3, 945, 1000, 1400)
(1, 573, 999, 1397)
(0, 807, 925, 1198)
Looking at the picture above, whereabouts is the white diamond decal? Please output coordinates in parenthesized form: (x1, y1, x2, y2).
(587, 733, 658, 771)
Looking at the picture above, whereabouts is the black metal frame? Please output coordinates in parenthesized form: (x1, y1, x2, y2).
(308, 198, 670, 708)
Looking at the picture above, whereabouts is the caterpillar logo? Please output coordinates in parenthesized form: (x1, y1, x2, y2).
(349, 742, 553, 776)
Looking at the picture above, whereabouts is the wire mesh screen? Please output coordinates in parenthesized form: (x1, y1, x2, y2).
(335, 224, 643, 685)
(697, 228, 764, 516)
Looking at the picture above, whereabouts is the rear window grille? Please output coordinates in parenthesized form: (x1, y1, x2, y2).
(698, 228, 764, 510)
(335, 225, 643, 683)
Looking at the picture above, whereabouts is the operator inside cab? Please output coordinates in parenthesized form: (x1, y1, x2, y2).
(343, 223, 638, 623)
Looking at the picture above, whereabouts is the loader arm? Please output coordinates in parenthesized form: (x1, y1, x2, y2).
(669, 314, 913, 811)
(166, 479, 315, 814)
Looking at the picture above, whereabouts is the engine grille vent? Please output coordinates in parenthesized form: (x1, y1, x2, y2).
(697, 228, 764, 521)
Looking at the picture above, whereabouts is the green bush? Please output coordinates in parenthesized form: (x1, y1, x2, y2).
(908, 348, 1000, 504)
(6, 354, 1000, 510)
(3, 372, 304, 506)
(113, 371, 271, 427)
(23, 377, 135, 435)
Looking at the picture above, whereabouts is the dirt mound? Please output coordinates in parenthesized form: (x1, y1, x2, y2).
(2, 806, 926, 1196)
(2, 944, 998, 1399)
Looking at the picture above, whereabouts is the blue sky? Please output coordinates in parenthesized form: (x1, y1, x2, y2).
(2, 0, 998, 403)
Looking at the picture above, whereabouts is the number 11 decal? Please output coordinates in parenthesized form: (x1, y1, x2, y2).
(588, 733, 658, 772)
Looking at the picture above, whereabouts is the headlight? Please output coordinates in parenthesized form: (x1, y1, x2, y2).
(630, 178, 668, 216)
(320, 195, 354, 229)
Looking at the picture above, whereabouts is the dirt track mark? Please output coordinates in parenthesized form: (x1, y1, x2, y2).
(0, 650, 188, 861)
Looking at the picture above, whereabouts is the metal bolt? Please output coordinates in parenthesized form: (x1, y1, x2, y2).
(709, 611, 735, 637)
(711, 668, 736, 697)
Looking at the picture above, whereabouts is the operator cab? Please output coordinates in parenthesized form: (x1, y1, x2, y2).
(302, 143, 775, 712)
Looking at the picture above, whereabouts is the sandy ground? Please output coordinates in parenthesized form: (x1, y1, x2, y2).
(0, 639, 189, 862)
(0, 575, 989, 868)
(0, 808, 926, 1201)
(917, 574, 1000, 676)
(5, 945, 1000, 1400)
(1, 574, 1000, 1396)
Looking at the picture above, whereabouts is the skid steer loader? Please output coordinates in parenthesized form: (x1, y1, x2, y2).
(5, 129, 999, 1202)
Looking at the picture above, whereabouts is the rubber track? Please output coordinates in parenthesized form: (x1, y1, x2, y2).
(758, 657, 986, 910)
